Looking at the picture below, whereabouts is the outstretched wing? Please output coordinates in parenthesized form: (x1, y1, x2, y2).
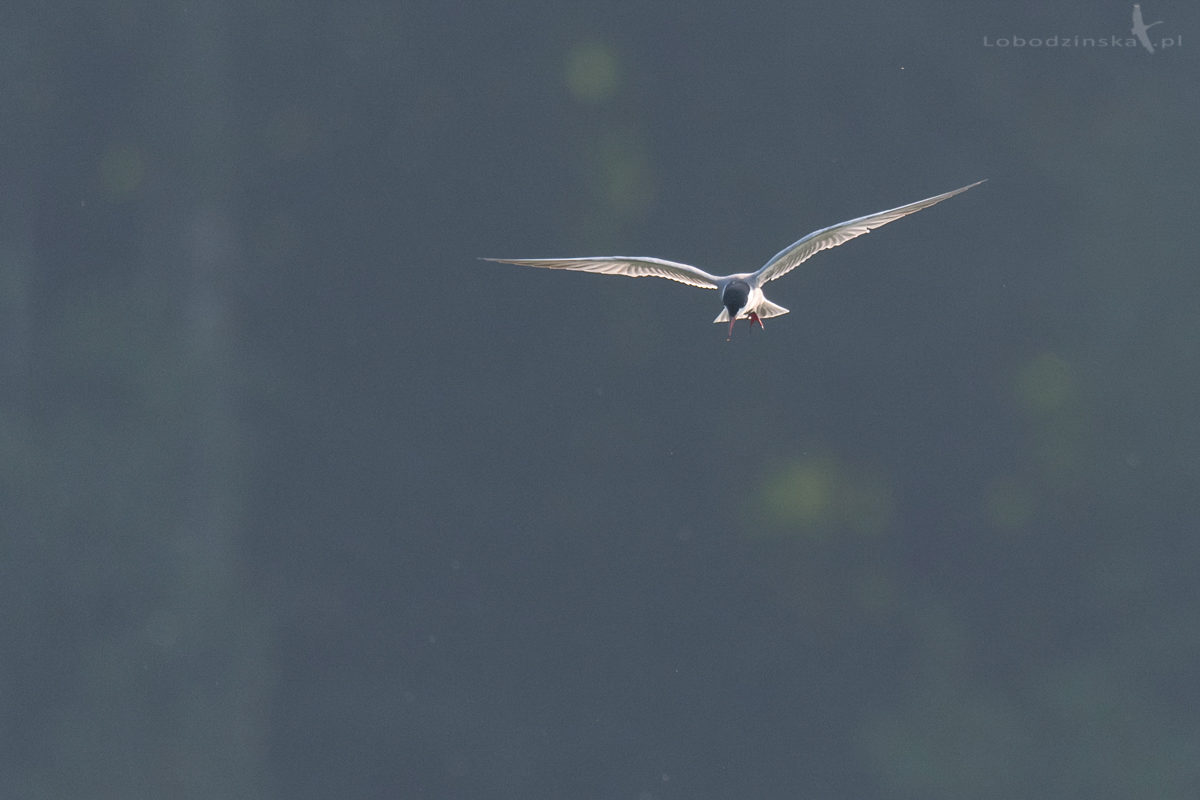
(753, 180, 985, 285)
(482, 257, 720, 290)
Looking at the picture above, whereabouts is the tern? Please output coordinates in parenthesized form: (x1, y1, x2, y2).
(486, 179, 984, 340)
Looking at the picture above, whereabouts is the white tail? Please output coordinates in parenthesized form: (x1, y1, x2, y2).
(713, 299, 790, 323)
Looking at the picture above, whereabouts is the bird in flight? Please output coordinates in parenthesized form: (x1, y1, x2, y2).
(486, 180, 984, 340)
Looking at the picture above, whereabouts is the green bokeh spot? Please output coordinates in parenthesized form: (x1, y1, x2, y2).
(757, 456, 895, 539)
(594, 130, 654, 217)
(763, 459, 835, 528)
(565, 40, 620, 103)
(1015, 352, 1075, 415)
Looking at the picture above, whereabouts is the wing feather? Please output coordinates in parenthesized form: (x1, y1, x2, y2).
(482, 256, 720, 290)
(753, 180, 985, 284)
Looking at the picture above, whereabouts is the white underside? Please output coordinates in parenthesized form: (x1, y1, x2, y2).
(713, 297, 790, 323)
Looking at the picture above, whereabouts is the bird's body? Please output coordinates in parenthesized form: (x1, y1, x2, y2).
(486, 180, 984, 340)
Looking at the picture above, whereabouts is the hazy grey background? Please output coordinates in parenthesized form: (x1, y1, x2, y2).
(3, 2, 1199, 798)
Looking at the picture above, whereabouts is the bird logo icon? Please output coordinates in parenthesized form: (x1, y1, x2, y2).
(1131, 4, 1164, 53)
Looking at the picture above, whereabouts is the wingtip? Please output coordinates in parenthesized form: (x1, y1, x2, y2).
(945, 178, 987, 197)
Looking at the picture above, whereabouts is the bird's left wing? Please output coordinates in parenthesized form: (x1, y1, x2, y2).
(753, 180, 985, 285)
(482, 257, 720, 290)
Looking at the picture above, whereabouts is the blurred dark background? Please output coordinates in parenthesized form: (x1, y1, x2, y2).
(3, 2, 1199, 798)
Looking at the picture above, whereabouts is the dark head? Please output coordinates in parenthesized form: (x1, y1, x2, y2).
(722, 279, 750, 319)
(721, 279, 751, 341)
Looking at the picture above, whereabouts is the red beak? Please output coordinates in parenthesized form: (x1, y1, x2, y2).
(727, 312, 764, 341)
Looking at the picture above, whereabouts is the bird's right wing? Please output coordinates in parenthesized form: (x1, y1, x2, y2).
(752, 180, 985, 285)
(482, 257, 720, 290)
